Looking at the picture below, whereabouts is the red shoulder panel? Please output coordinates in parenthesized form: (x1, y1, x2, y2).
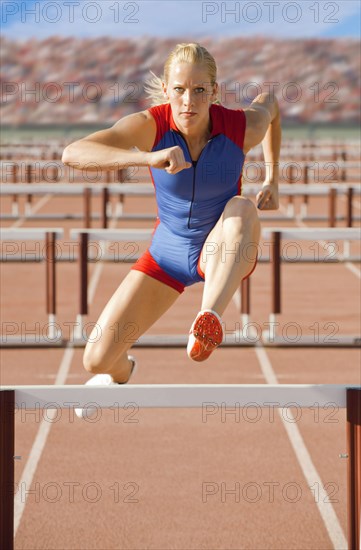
(147, 103, 172, 149)
(210, 104, 247, 151)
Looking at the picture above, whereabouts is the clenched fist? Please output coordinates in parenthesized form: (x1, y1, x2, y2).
(148, 146, 192, 174)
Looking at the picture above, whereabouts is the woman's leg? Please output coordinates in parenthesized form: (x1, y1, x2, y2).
(198, 196, 260, 316)
(187, 197, 260, 362)
(83, 270, 181, 382)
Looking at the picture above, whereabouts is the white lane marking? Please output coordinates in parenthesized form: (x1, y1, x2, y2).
(8, 195, 52, 228)
(244, 200, 350, 547)
(88, 251, 106, 305)
(254, 344, 347, 550)
(14, 346, 74, 533)
(345, 261, 361, 278)
(14, 214, 119, 537)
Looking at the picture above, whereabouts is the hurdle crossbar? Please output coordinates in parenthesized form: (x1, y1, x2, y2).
(2, 184, 361, 226)
(0, 385, 360, 550)
(1, 183, 360, 197)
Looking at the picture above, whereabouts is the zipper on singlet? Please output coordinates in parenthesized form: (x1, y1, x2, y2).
(188, 163, 196, 229)
(171, 130, 212, 229)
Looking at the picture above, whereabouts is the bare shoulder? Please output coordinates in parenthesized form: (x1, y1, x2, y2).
(81, 110, 156, 152)
(243, 103, 271, 154)
(243, 105, 272, 154)
(110, 110, 157, 151)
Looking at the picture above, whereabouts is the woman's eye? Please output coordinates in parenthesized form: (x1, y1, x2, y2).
(173, 87, 205, 94)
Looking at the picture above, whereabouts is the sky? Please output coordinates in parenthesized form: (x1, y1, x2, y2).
(1, 0, 360, 40)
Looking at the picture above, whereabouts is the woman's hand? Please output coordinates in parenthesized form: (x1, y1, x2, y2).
(256, 181, 279, 210)
(148, 146, 192, 174)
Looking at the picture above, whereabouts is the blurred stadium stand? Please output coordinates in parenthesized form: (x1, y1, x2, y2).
(1, 36, 360, 126)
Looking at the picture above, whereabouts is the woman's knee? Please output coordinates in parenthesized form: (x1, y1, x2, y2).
(82, 342, 115, 374)
(224, 196, 260, 232)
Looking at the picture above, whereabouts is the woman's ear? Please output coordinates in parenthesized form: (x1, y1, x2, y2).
(212, 82, 219, 102)
(162, 81, 168, 99)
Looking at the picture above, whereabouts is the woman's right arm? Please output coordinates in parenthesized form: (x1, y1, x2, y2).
(62, 109, 192, 173)
(62, 110, 157, 171)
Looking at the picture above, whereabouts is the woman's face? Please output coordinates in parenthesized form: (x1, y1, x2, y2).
(163, 62, 218, 135)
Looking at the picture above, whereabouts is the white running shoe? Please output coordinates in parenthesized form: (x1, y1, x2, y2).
(75, 356, 137, 419)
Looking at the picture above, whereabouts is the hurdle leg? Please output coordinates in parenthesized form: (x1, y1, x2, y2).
(329, 188, 337, 227)
(102, 187, 109, 229)
(265, 232, 281, 342)
(241, 277, 250, 329)
(25, 163, 34, 216)
(116, 168, 125, 218)
(347, 388, 361, 550)
(286, 164, 295, 218)
(75, 233, 88, 341)
(300, 164, 309, 219)
(83, 187, 91, 228)
(11, 164, 19, 217)
(100, 187, 109, 258)
(346, 187, 353, 228)
(45, 232, 59, 340)
(0, 390, 15, 550)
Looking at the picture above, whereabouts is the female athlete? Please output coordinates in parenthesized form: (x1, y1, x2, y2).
(62, 43, 281, 399)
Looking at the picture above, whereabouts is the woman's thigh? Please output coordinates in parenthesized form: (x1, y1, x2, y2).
(197, 196, 259, 277)
(85, 269, 180, 360)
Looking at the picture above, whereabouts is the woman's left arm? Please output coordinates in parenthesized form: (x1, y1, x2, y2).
(243, 92, 281, 210)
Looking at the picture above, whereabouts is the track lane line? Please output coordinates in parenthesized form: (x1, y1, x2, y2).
(253, 343, 347, 549)
(231, 287, 347, 547)
(7, 195, 52, 228)
(241, 199, 353, 547)
(13, 215, 120, 537)
(13, 345, 74, 533)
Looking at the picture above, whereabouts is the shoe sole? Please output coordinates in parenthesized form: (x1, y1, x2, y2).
(188, 312, 223, 362)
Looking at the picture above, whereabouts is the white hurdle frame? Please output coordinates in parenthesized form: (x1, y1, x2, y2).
(0, 384, 360, 549)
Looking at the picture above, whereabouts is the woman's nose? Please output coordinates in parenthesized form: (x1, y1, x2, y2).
(183, 90, 193, 107)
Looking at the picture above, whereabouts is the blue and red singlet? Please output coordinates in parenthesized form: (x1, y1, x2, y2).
(132, 102, 247, 293)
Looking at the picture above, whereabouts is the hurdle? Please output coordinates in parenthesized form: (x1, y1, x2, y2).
(0, 228, 64, 344)
(0, 384, 360, 549)
(69, 226, 360, 347)
(1, 225, 360, 348)
(1, 183, 361, 227)
(263, 227, 361, 346)
(0, 183, 155, 225)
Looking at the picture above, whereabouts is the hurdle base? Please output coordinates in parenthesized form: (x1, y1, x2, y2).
(299, 214, 361, 222)
(0, 335, 65, 348)
(1, 334, 360, 348)
(262, 331, 361, 347)
(70, 332, 259, 348)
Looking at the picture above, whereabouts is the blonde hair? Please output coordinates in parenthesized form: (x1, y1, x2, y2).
(144, 43, 219, 106)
